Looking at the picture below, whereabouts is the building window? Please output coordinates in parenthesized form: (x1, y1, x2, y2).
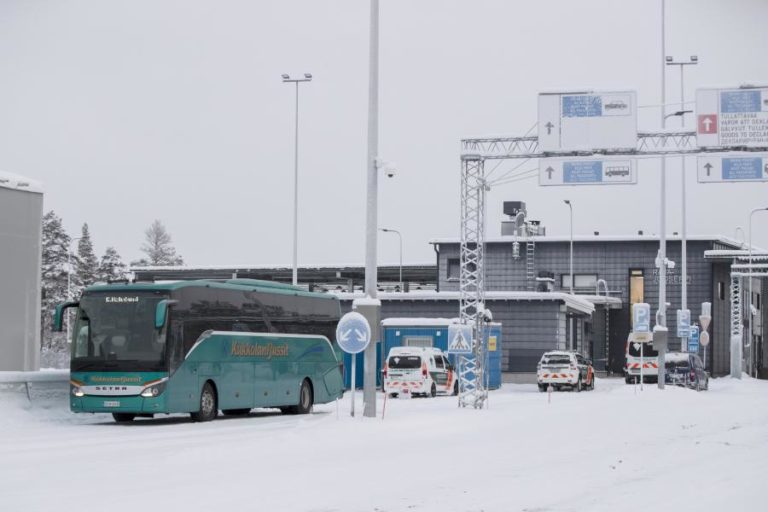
(561, 274, 598, 290)
(447, 258, 460, 280)
(403, 336, 433, 348)
(718, 281, 725, 300)
(629, 269, 644, 305)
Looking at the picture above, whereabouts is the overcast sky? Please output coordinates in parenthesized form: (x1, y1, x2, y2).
(1, 0, 767, 267)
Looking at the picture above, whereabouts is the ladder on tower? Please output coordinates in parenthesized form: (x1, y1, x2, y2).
(526, 240, 536, 291)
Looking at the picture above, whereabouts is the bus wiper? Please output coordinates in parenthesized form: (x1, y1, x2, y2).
(75, 361, 118, 370)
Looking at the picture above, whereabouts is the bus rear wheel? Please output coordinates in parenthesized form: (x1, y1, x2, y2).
(112, 413, 135, 423)
(191, 382, 218, 422)
(296, 379, 313, 414)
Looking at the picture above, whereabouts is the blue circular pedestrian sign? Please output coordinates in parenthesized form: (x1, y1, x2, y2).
(335, 312, 371, 354)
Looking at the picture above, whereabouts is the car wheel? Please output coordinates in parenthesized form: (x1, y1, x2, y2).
(112, 413, 135, 423)
(389, 393, 398, 399)
(190, 382, 218, 422)
(538, 384, 547, 392)
(575, 377, 582, 392)
(625, 375, 633, 385)
(429, 383, 437, 398)
(452, 381, 459, 396)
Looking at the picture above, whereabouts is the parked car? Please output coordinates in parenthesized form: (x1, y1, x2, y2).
(382, 347, 459, 398)
(624, 337, 659, 384)
(664, 352, 709, 391)
(536, 351, 595, 392)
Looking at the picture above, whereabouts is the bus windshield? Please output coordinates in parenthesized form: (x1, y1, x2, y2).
(71, 291, 168, 372)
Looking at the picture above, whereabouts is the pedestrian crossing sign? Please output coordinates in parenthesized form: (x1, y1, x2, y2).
(447, 324, 473, 354)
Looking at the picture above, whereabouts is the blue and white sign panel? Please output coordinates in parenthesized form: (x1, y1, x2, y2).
(538, 90, 637, 152)
(539, 157, 636, 186)
(696, 87, 768, 148)
(447, 324, 473, 355)
(633, 303, 651, 333)
(677, 309, 691, 338)
(697, 153, 768, 183)
(688, 325, 700, 353)
(335, 312, 371, 354)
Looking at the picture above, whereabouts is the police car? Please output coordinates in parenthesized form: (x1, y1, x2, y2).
(536, 351, 595, 392)
(382, 347, 459, 398)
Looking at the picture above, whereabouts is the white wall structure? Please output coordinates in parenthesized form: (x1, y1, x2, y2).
(0, 171, 43, 371)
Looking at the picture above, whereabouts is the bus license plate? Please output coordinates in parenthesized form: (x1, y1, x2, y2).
(103, 401, 120, 407)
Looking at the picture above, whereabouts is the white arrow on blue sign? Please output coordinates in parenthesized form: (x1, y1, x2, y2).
(335, 312, 371, 354)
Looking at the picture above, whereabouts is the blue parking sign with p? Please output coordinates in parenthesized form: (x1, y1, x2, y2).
(633, 303, 651, 333)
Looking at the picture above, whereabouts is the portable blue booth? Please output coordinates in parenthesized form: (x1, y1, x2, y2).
(380, 318, 502, 389)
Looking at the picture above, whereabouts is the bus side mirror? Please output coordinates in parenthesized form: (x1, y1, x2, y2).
(53, 302, 79, 332)
(155, 300, 178, 330)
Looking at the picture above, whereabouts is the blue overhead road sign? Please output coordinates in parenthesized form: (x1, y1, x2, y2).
(336, 312, 371, 354)
(723, 158, 762, 180)
(564, 161, 603, 183)
(562, 95, 603, 117)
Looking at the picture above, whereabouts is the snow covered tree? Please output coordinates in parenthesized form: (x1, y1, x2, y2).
(139, 220, 184, 266)
(74, 223, 98, 292)
(40, 211, 71, 352)
(96, 246, 127, 282)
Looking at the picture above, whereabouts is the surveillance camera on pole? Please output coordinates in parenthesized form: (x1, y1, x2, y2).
(375, 157, 398, 178)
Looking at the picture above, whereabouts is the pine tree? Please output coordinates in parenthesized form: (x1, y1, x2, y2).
(41, 211, 71, 352)
(96, 247, 127, 282)
(75, 223, 98, 292)
(140, 220, 184, 266)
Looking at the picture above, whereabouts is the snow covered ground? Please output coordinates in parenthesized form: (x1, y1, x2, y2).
(1, 377, 766, 512)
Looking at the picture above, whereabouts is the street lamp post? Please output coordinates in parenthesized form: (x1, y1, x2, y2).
(666, 55, 698, 352)
(748, 207, 768, 376)
(282, 73, 313, 286)
(380, 228, 403, 291)
(563, 199, 574, 352)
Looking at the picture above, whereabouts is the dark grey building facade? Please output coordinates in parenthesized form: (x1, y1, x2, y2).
(432, 234, 744, 376)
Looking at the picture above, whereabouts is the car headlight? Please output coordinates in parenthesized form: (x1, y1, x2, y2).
(140, 381, 167, 398)
(71, 385, 84, 397)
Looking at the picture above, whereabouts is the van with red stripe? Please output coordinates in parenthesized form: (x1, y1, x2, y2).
(624, 336, 659, 384)
(383, 347, 458, 398)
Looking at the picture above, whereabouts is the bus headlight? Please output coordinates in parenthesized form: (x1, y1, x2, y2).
(140, 381, 166, 398)
(71, 385, 84, 397)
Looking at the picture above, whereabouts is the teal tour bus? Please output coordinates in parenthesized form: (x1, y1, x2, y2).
(54, 279, 344, 423)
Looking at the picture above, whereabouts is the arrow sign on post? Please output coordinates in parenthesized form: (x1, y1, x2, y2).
(336, 311, 372, 418)
(545, 121, 554, 135)
(704, 162, 713, 176)
(546, 166, 554, 179)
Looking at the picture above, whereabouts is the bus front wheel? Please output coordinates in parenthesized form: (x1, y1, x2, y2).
(191, 382, 218, 422)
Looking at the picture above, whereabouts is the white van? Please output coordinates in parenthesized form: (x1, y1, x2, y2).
(383, 347, 459, 398)
(624, 336, 659, 384)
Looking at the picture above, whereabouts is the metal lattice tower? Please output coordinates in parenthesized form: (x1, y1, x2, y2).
(458, 154, 488, 408)
(457, 129, 736, 408)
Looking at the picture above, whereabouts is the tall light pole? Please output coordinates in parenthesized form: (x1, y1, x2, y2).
(380, 228, 402, 291)
(748, 207, 768, 376)
(666, 55, 698, 352)
(657, 0, 668, 389)
(282, 72, 313, 286)
(563, 200, 574, 352)
(362, 0, 380, 418)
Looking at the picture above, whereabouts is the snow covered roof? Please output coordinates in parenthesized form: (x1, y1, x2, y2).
(332, 290, 595, 315)
(430, 234, 744, 248)
(578, 295, 623, 309)
(131, 262, 435, 271)
(704, 250, 768, 260)
(0, 171, 43, 194)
